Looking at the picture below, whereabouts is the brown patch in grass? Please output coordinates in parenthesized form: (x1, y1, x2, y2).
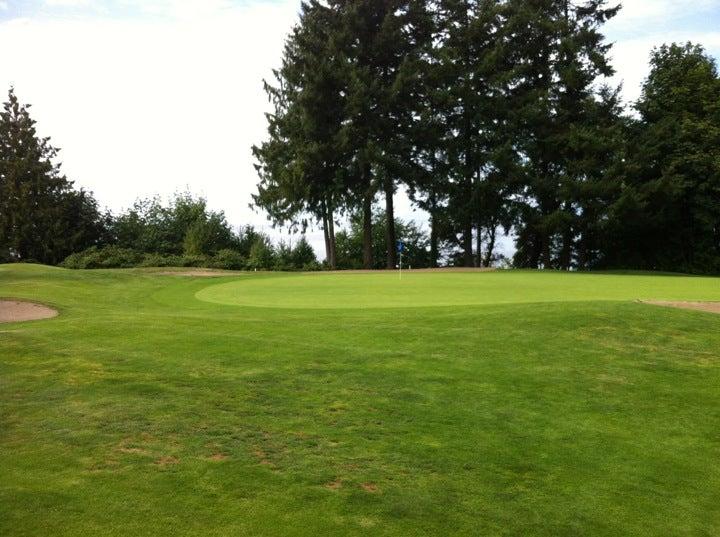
(253, 449, 272, 466)
(154, 456, 179, 466)
(325, 480, 343, 490)
(116, 436, 153, 457)
(0, 300, 57, 323)
(86, 459, 121, 473)
(361, 482, 379, 493)
(307, 267, 495, 275)
(118, 446, 150, 455)
(642, 300, 720, 315)
(154, 269, 241, 277)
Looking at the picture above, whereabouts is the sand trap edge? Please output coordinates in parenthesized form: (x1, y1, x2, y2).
(642, 300, 720, 315)
(0, 300, 59, 323)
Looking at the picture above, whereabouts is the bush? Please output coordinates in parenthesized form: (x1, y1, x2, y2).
(139, 253, 184, 267)
(61, 246, 143, 269)
(62, 246, 252, 271)
(246, 237, 275, 270)
(178, 255, 210, 267)
(210, 249, 245, 270)
(301, 260, 322, 272)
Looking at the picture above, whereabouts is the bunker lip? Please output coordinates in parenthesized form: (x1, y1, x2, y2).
(0, 300, 58, 323)
(642, 300, 720, 314)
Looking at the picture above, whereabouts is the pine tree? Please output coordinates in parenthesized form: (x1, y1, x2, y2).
(253, 1, 347, 269)
(329, 0, 433, 269)
(506, 0, 620, 269)
(0, 88, 77, 263)
(430, 0, 501, 266)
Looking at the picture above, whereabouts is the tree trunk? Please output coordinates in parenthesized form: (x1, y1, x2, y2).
(483, 223, 497, 267)
(429, 196, 439, 268)
(475, 223, 482, 268)
(321, 199, 331, 267)
(529, 229, 542, 269)
(362, 191, 373, 270)
(560, 230, 572, 270)
(541, 229, 552, 269)
(558, 201, 573, 270)
(327, 204, 337, 270)
(463, 220, 473, 267)
(384, 176, 397, 269)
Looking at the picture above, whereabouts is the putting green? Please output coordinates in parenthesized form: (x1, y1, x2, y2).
(196, 270, 720, 309)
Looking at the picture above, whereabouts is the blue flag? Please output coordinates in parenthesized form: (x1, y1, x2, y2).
(397, 240, 404, 253)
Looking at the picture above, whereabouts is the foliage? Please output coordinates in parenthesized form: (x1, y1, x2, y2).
(601, 43, 720, 273)
(246, 236, 277, 271)
(335, 210, 430, 270)
(60, 241, 317, 272)
(61, 245, 144, 269)
(209, 249, 246, 270)
(0, 88, 107, 264)
(111, 193, 238, 256)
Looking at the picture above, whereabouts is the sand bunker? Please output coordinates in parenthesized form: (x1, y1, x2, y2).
(0, 300, 58, 323)
(644, 301, 720, 315)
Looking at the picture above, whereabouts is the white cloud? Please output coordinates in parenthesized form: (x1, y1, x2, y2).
(607, 32, 720, 104)
(123, 0, 236, 20)
(44, 0, 93, 7)
(0, 1, 315, 246)
(610, 0, 720, 27)
(603, 1, 720, 104)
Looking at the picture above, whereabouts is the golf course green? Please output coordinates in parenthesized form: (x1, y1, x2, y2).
(197, 270, 720, 309)
(1, 263, 720, 536)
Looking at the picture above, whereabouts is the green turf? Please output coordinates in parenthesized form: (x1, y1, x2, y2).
(1, 264, 720, 536)
(197, 270, 720, 308)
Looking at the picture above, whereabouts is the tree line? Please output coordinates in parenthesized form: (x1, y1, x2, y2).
(253, 0, 720, 274)
(0, 88, 318, 271)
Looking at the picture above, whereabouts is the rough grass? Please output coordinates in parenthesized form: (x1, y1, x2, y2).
(1, 264, 720, 536)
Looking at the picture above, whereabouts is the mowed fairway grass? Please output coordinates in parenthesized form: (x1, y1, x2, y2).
(1, 265, 720, 536)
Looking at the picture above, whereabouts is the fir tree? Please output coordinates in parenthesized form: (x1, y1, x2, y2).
(0, 88, 80, 263)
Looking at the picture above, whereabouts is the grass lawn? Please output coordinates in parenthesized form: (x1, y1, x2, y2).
(1, 264, 720, 536)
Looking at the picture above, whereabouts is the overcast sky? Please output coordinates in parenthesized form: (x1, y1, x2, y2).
(1, 0, 719, 258)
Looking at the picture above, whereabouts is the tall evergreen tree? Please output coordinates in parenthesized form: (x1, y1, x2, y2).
(0, 88, 88, 264)
(431, 0, 505, 266)
(506, 0, 620, 269)
(329, 0, 433, 269)
(253, 1, 347, 269)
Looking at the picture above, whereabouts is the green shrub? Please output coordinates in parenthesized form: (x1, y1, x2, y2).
(301, 260, 322, 272)
(61, 246, 143, 269)
(210, 249, 245, 270)
(139, 253, 184, 267)
(246, 237, 275, 270)
(178, 255, 210, 267)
